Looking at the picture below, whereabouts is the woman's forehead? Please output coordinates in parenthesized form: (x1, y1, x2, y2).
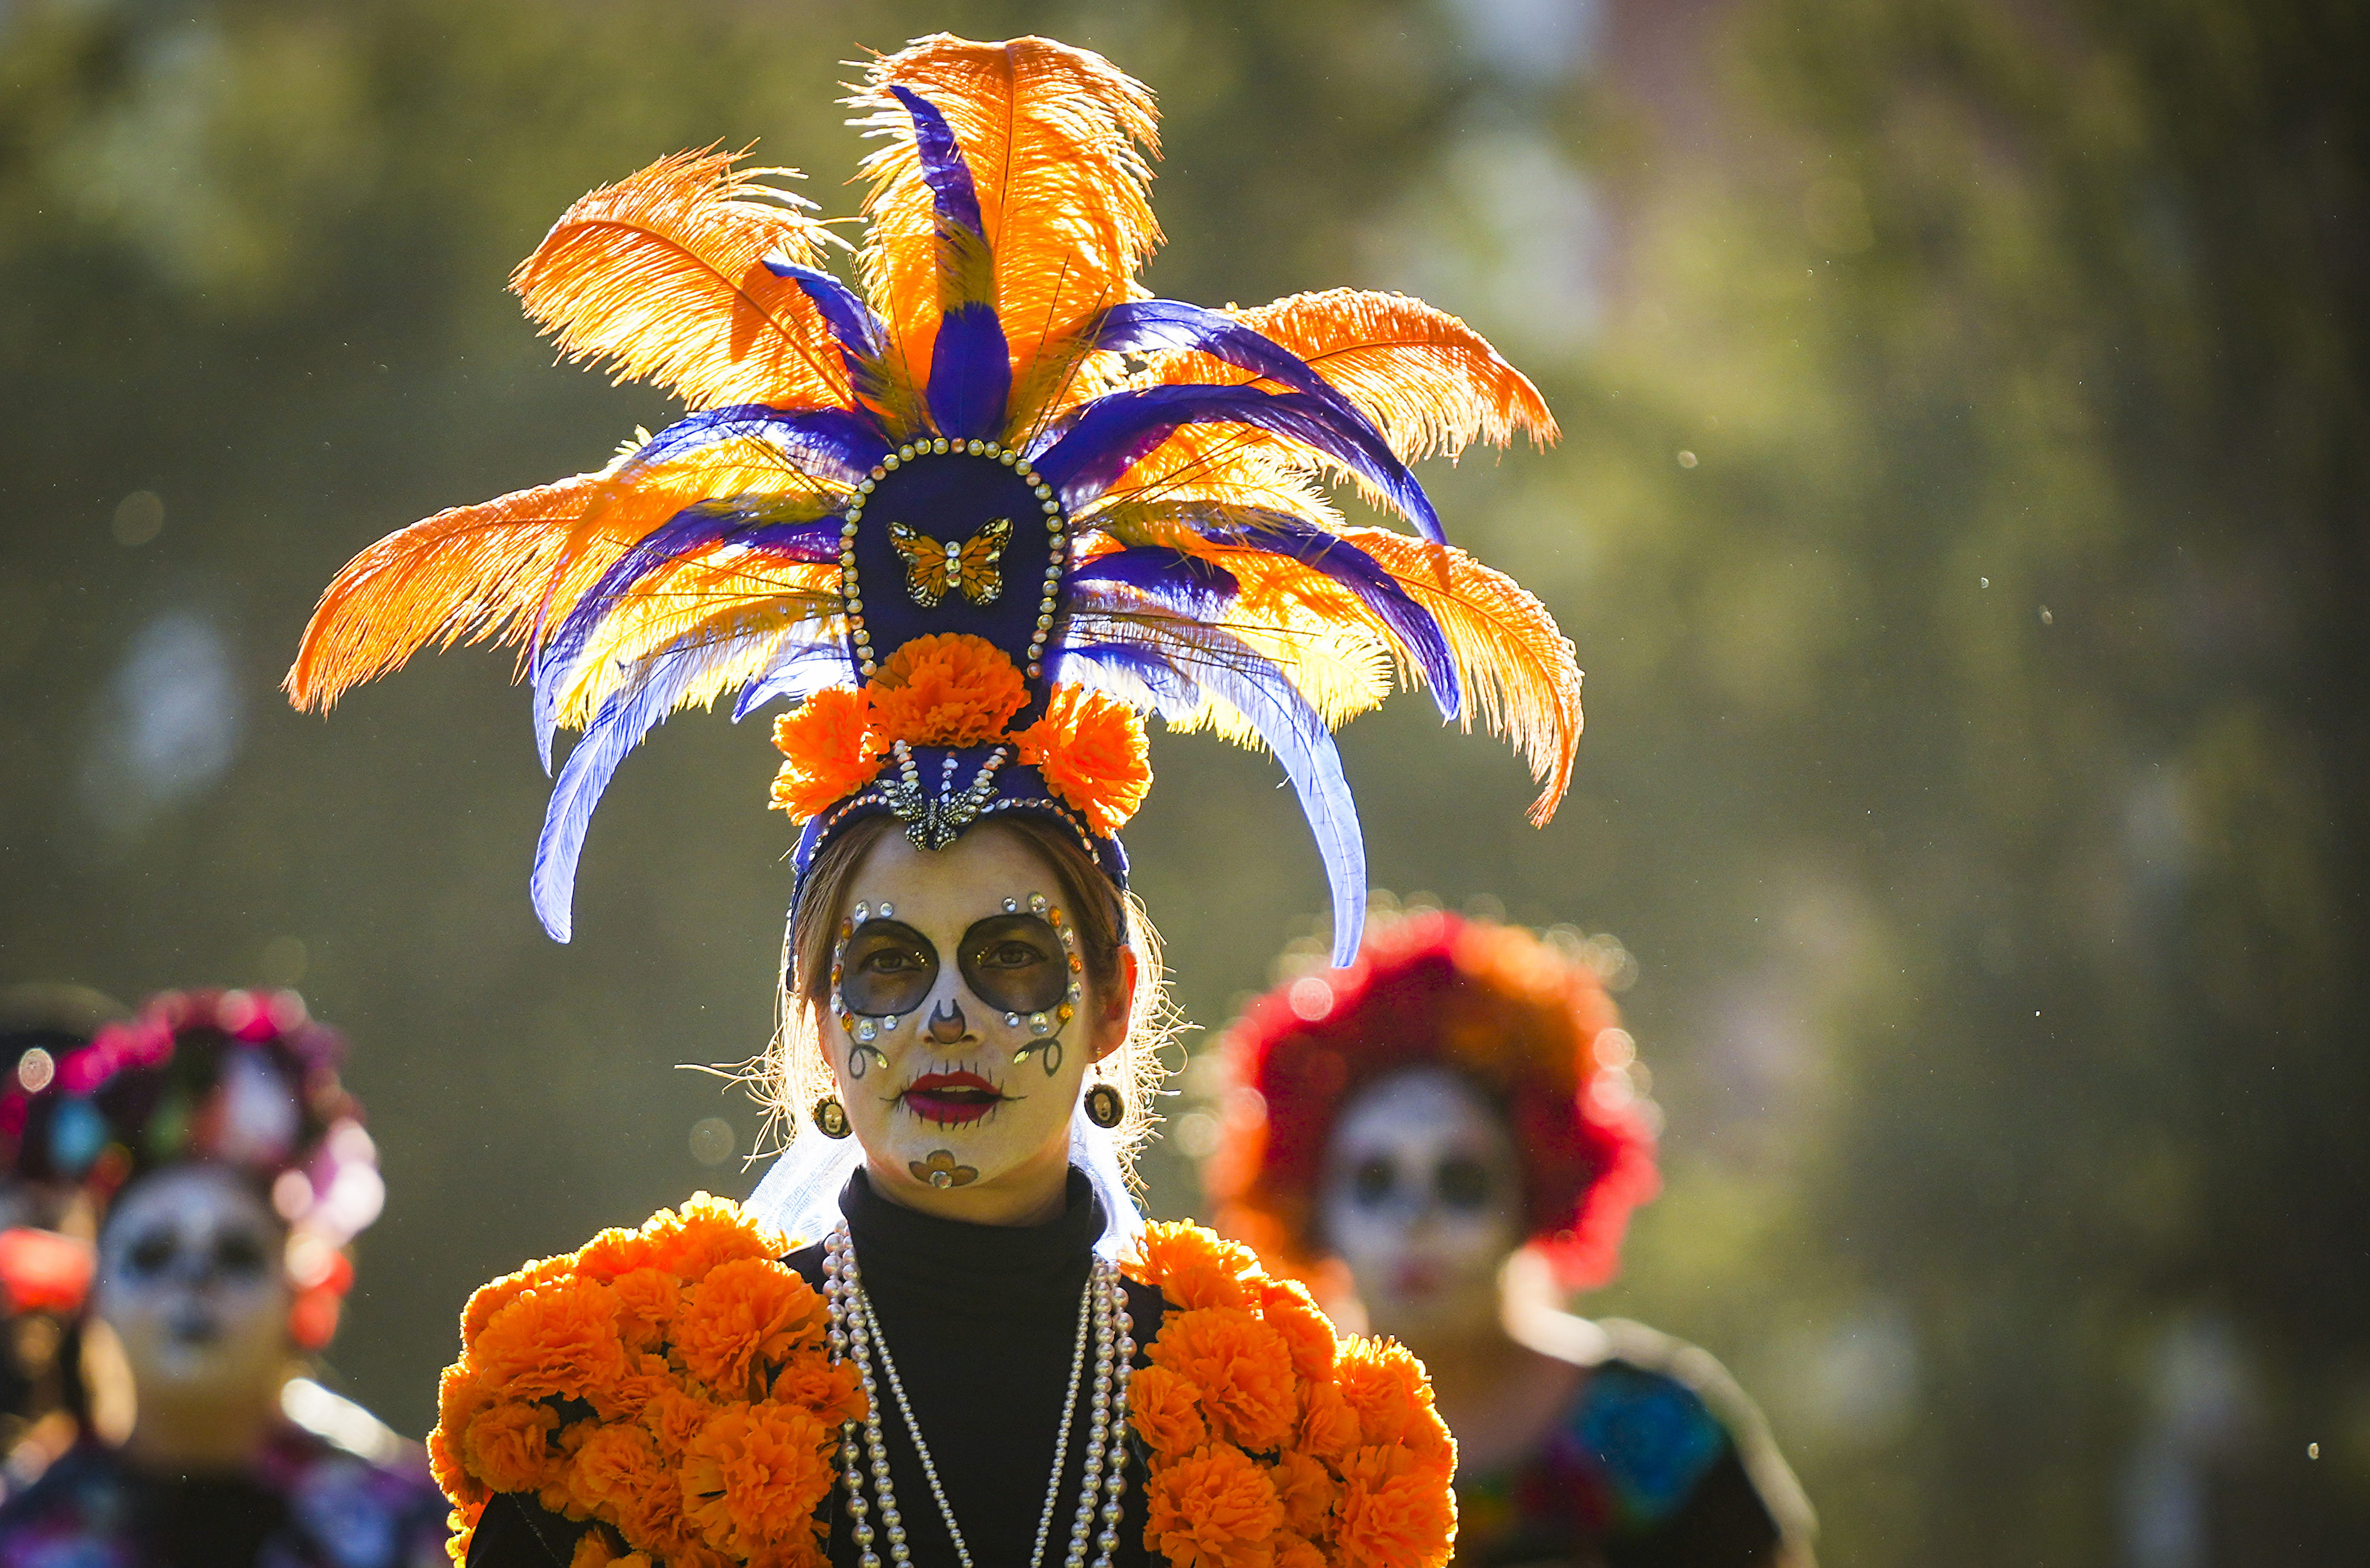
(1330, 1066, 1506, 1155)
(845, 825, 1059, 928)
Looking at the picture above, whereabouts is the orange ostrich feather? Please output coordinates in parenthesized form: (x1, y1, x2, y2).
(1343, 529, 1582, 824)
(1137, 288, 1558, 462)
(849, 35, 1160, 436)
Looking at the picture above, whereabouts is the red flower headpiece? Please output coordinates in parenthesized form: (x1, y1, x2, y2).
(0, 989, 383, 1347)
(1211, 912, 1659, 1292)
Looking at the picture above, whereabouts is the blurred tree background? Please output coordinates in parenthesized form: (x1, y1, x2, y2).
(2, 0, 2362, 1560)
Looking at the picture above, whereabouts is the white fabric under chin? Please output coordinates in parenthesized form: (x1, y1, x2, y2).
(742, 1105, 1146, 1260)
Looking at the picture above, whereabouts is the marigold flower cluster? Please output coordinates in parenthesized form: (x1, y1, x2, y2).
(1125, 1221, 1456, 1568)
(770, 632, 1152, 835)
(430, 1194, 854, 1568)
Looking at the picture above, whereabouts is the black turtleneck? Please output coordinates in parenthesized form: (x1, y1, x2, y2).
(466, 1167, 1167, 1568)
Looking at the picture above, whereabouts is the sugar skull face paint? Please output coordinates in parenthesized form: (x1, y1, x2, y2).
(93, 1165, 291, 1404)
(1320, 1066, 1525, 1343)
(823, 825, 1119, 1208)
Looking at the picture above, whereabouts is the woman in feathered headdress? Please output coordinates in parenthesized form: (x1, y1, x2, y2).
(290, 33, 1582, 1568)
(1211, 913, 1817, 1567)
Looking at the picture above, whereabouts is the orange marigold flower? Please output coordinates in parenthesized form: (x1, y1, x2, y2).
(1335, 1445, 1456, 1568)
(675, 1258, 821, 1399)
(640, 1385, 722, 1460)
(1012, 685, 1152, 835)
(592, 1353, 681, 1424)
(1274, 1533, 1329, 1568)
(434, 1367, 497, 1504)
(574, 1227, 656, 1285)
(470, 1276, 629, 1404)
(1271, 1449, 1338, 1538)
(464, 1253, 575, 1343)
(609, 1268, 682, 1354)
(1332, 1338, 1439, 1455)
(568, 1529, 619, 1568)
(770, 1353, 868, 1430)
(1131, 1222, 1257, 1311)
(1127, 1364, 1209, 1458)
(744, 1539, 827, 1568)
(640, 1195, 782, 1284)
(1149, 1306, 1300, 1454)
(679, 1403, 836, 1558)
(770, 690, 886, 822)
(1297, 1381, 1360, 1466)
(464, 1400, 560, 1495)
(1259, 1277, 1340, 1384)
(1145, 1442, 1286, 1568)
(864, 633, 1028, 747)
(567, 1424, 674, 1538)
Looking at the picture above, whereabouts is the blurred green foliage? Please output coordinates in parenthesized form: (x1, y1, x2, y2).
(1, 0, 2362, 1560)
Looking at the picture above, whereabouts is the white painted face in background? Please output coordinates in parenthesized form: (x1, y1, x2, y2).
(825, 826, 1128, 1208)
(93, 1165, 289, 1402)
(1320, 1066, 1526, 1344)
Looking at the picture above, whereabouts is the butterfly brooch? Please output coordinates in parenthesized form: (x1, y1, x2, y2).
(887, 517, 1012, 608)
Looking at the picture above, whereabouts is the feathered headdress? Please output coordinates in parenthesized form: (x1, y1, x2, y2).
(287, 34, 1579, 962)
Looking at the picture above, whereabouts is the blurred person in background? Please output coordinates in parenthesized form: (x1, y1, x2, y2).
(0, 988, 446, 1567)
(0, 985, 126, 1493)
(1212, 912, 1816, 1568)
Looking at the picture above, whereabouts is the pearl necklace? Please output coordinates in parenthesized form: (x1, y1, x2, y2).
(824, 1222, 1133, 1568)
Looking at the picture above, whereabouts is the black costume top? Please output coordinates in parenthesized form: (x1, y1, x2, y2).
(469, 1167, 1167, 1568)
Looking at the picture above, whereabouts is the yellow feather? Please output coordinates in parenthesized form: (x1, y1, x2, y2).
(1135, 288, 1557, 461)
(511, 146, 853, 412)
(848, 35, 1161, 437)
(1343, 529, 1582, 823)
(1084, 432, 1345, 529)
(550, 553, 842, 732)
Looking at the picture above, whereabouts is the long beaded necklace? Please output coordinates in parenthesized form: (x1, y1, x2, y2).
(824, 1222, 1134, 1568)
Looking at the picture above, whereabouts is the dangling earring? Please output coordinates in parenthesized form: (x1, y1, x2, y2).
(1083, 1082, 1124, 1130)
(811, 1097, 852, 1139)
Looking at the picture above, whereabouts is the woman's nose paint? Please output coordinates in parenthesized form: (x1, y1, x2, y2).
(928, 999, 967, 1044)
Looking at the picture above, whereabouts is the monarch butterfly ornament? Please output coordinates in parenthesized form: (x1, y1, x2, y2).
(887, 516, 1012, 607)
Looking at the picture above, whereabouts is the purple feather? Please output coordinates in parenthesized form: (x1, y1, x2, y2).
(760, 258, 885, 359)
(1033, 385, 1445, 542)
(1064, 615, 1368, 964)
(1089, 300, 1402, 448)
(624, 404, 888, 484)
(889, 85, 986, 237)
(1066, 547, 1240, 617)
(887, 86, 1012, 440)
(929, 302, 1013, 442)
(532, 627, 769, 942)
(759, 257, 911, 418)
(532, 507, 839, 770)
(730, 639, 860, 721)
(1187, 512, 1460, 720)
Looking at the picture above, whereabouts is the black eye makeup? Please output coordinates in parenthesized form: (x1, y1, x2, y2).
(830, 893, 1088, 1058)
(840, 919, 940, 1018)
(958, 914, 1068, 1015)
(1345, 1154, 1501, 1213)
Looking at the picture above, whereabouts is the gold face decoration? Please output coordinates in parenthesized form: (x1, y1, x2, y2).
(886, 515, 1012, 608)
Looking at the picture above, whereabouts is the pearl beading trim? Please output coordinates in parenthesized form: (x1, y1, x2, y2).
(824, 1223, 1132, 1568)
(840, 437, 1070, 682)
